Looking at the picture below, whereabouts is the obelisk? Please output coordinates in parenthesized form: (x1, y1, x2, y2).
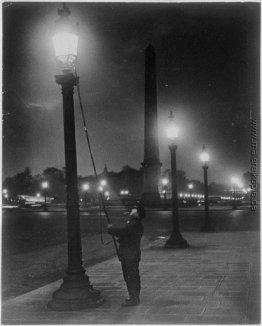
(141, 44, 161, 207)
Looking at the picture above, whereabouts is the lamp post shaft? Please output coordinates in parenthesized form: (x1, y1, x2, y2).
(165, 145, 188, 249)
(201, 165, 214, 232)
(170, 145, 179, 231)
(44, 188, 47, 211)
(232, 183, 237, 209)
(203, 166, 209, 217)
(58, 73, 83, 273)
(48, 73, 104, 310)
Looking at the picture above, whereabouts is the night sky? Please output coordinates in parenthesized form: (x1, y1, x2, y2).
(3, 1, 260, 185)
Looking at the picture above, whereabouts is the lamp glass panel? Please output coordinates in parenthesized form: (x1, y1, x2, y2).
(166, 123, 178, 140)
(200, 151, 209, 163)
(52, 32, 78, 63)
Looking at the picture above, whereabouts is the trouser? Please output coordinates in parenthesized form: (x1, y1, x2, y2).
(121, 259, 141, 300)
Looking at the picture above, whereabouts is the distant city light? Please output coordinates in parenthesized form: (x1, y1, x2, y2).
(188, 183, 194, 190)
(36, 193, 41, 197)
(98, 186, 103, 192)
(100, 179, 107, 187)
(231, 177, 243, 188)
(120, 190, 129, 195)
(162, 178, 169, 186)
(162, 190, 166, 194)
(42, 181, 49, 189)
(82, 183, 89, 191)
(105, 191, 110, 197)
(3, 189, 8, 195)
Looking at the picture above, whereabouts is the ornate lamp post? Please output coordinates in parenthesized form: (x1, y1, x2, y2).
(164, 112, 189, 249)
(48, 3, 104, 310)
(161, 178, 168, 210)
(200, 145, 214, 232)
(82, 183, 89, 207)
(231, 177, 241, 210)
(41, 181, 49, 212)
(188, 183, 194, 197)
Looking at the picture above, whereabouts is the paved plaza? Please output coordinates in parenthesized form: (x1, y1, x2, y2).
(2, 230, 260, 324)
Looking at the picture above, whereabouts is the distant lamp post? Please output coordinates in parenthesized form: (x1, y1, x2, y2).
(231, 177, 240, 210)
(105, 191, 110, 200)
(82, 183, 89, 207)
(100, 179, 107, 187)
(48, 4, 104, 311)
(188, 183, 194, 197)
(161, 178, 169, 210)
(164, 112, 189, 249)
(41, 181, 49, 212)
(200, 145, 214, 232)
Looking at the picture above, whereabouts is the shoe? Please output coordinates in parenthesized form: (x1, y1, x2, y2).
(121, 298, 140, 307)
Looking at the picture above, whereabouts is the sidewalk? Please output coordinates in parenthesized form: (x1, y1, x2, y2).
(2, 231, 260, 324)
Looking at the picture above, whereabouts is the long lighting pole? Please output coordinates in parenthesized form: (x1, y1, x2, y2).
(200, 145, 214, 232)
(48, 3, 104, 311)
(164, 112, 189, 249)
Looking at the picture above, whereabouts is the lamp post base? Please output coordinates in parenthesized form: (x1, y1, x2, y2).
(48, 273, 105, 311)
(164, 233, 189, 249)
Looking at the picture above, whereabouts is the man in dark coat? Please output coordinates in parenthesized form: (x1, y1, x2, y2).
(108, 202, 145, 307)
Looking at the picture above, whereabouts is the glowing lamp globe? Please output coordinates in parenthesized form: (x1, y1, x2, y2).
(162, 178, 168, 186)
(52, 4, 78, 71)
(42, 181, 49, 189)
(82, 183, 89, 191)
(200, 145, 209, 164)
(166, 111, 178, 142)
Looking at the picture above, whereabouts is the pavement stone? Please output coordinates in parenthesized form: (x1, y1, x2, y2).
(2, 231, 260, 324)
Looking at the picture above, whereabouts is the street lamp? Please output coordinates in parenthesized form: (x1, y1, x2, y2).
(100, 179, 107, 187)
(82, 183, 89, 207)
(49, 4, 104, 311)
(104, 191, 110, 200)
(41, 181, 49, 212)
(200, 145, 214, 232)
(231, 177, 241, 210)
(188, 183, 194, 197)
(161, 178, 168, 210)
(164, 112, 189, 249)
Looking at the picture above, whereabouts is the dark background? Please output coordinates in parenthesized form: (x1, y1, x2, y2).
(3, 2, 260, 184)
